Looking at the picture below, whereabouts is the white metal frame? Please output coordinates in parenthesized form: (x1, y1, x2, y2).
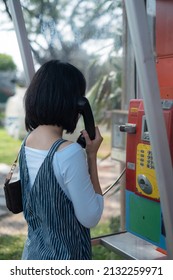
(124, 0, 173, 259)
(8, 0, 35, 85)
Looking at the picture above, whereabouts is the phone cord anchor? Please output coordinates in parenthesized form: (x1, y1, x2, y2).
(119, 123, 136, 134)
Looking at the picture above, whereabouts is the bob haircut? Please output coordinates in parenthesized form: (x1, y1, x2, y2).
(24, 60, 86, 133)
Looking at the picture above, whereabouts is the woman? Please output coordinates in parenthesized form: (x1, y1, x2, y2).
(19, 60, 103, 260)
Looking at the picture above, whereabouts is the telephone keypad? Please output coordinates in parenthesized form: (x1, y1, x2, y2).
(138, 149, 155, 169)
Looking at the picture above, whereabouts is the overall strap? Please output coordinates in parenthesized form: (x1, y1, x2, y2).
(20, 132, 31, 154)
(47, 139, 67, 158)
(22, 132, 31, 146)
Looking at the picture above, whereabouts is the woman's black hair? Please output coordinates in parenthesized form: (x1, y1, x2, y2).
(24, 60, 86, 133)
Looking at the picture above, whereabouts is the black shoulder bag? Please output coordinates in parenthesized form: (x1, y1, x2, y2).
(3, 153, 23, 214)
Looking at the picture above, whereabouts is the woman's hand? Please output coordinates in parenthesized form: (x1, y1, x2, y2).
(81, 126, 103, 157)
(81, 126, 103, 195)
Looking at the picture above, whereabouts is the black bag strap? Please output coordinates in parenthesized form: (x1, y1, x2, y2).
(4, 151, 20, 187)
(4, 132, 29, 187)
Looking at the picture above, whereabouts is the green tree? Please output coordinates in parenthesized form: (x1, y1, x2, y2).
(0, 53, 16, 105)
(1, 0, 123, 123)
(0, 53, 16, 71)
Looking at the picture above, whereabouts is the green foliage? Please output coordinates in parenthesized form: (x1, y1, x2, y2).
(0, 128, 21, 164)
(87, 65, 122, 125)
(92, 245, 123, 260)
(91, 221, 112, 238)
(91, 216, 120, 239)
(91, 216, 122, 259)
(18, 0, 122, 64)
(109, 216, 121, 232)
(0, 53, 17, 71)
(0, 111, 5, 126)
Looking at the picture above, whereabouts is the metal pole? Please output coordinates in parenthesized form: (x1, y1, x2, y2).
(124, 0, 173, 259)
(120, 162, 126, 231)
(8, 0, 35, 85)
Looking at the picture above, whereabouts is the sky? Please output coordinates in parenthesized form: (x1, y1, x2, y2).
(0, 1, 23, 72)
(0, 30, 23, 72)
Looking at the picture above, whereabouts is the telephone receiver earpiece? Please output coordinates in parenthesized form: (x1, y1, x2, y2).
(76, 97, 95, 148)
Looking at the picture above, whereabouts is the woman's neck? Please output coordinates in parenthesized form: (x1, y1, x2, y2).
(26, 125, 63, 150)
(37, 125, 63, 136)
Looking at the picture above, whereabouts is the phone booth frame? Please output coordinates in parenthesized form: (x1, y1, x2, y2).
(8, 0, 173, 259)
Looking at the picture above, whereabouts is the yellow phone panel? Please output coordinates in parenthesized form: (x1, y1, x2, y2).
(136, 143, 160, 200)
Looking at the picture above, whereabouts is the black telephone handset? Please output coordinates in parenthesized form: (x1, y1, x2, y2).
(77, 97, 95, 148)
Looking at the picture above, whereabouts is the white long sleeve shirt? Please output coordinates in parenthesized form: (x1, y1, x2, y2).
(24, 142, 103, 228)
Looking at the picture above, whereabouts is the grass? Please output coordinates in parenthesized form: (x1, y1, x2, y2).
(0, 217, 122, 260)
(0, 128, 21, 164)
(0, 235, 25, 260)
(0, 234, 123, 260)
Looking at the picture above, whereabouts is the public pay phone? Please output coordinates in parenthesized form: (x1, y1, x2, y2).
(124, 98, 173, 250)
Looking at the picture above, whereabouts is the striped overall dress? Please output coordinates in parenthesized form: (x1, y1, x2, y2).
(19, 138, 91, 260)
